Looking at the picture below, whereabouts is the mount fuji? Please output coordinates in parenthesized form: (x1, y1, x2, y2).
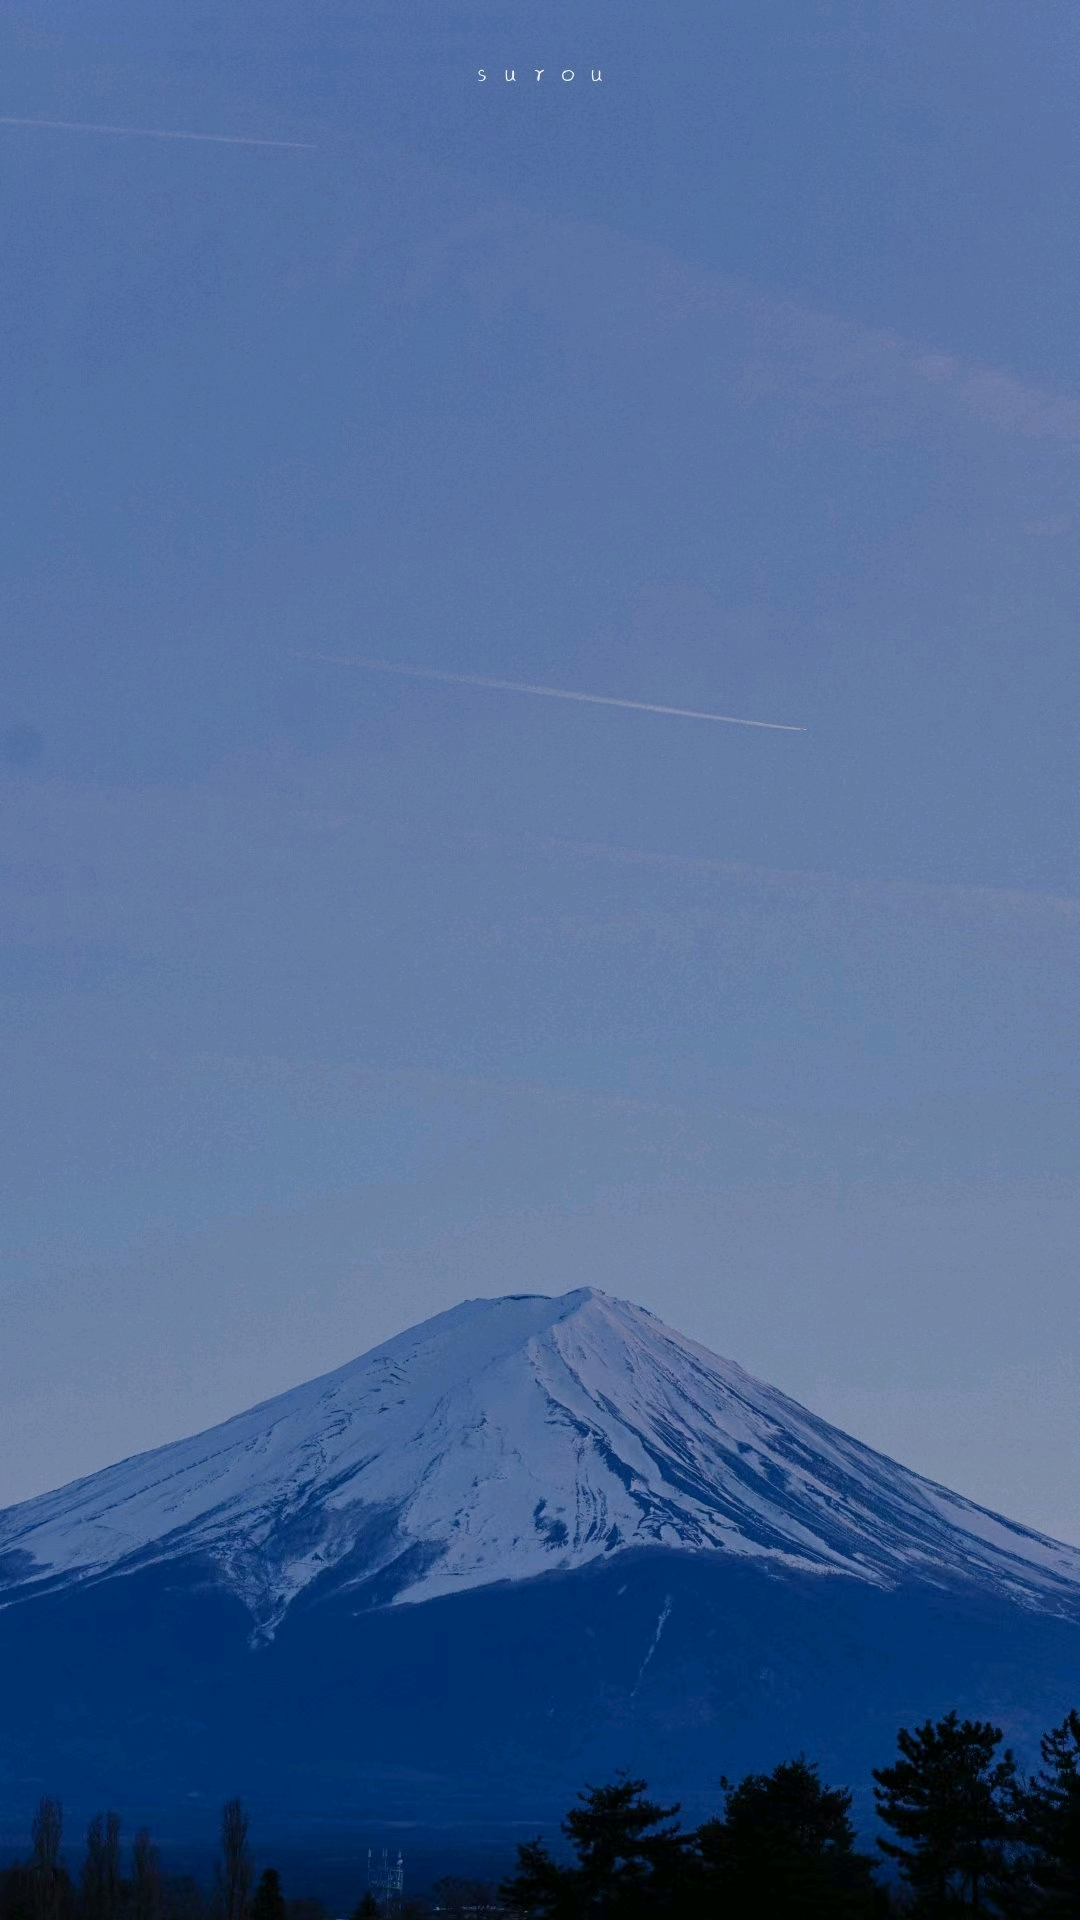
(3, 1288, 1080, 1632)
(2, 1290, 1079, 1842)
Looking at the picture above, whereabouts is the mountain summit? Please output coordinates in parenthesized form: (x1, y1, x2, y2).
(3, 1288, 1078, 1638)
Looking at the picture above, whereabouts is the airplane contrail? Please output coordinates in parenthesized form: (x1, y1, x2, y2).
(0, 116, 315, 149)
(295, 653, 806, 732)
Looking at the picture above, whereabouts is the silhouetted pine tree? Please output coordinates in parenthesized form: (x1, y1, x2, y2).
(131, 1832, 161, 1920)
(217, 1804, 251, 1920)
(694, 1755, 884, 1917)
(1022, 1707, 1080, 1914)
(249, 1873, 286, 1920)
(2, 1800, 75, 1920)
(31, 1801, 66, 1920)
(80, 1816, 122, 1920)
(873, 1711, 1024, 1915)
(501, 1777, 685, 1918)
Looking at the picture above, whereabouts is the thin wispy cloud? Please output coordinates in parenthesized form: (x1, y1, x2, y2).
(403, 210, 1080, 451)
(0, 116, 315, 149)
(296, 654, 806, 732)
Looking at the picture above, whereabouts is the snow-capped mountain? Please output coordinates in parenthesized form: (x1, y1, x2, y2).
(3, 1288, 1079, 1639)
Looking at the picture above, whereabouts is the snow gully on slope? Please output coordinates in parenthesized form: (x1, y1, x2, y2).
(631, 1594, 674, 1697)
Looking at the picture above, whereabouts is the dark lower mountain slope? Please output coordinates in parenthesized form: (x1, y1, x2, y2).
(1, 1545, 1078, 1843)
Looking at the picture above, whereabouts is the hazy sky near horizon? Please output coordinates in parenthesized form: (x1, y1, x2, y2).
(2, 0, 1079, 1540)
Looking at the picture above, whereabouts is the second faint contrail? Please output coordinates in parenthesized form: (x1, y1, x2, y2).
(296, 654, 805, 732)
(0, 116, 315, 149)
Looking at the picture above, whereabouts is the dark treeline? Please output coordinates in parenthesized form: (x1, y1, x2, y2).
(0, 1800, 328, 1920)
(502, 1708, 1080, 1917)
(5, 1706, 1080, 1919)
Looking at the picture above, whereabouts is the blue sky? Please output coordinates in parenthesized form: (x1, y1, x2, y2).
(2, 0, 1079, 1538)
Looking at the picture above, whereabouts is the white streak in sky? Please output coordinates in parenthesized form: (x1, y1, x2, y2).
(297, 654, 806, 732)
(0, 116, 315, 149)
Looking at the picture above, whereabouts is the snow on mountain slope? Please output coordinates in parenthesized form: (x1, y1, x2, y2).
(2, 1288, 1079, 1637)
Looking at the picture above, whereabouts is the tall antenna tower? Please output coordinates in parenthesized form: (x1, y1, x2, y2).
(366, 1848, 404, 1917)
